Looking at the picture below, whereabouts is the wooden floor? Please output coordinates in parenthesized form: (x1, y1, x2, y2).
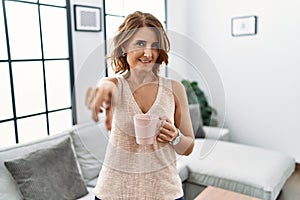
(277, 163, 300, 200)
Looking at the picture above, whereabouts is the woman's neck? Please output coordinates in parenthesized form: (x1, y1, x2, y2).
(124, 68, 159, 91)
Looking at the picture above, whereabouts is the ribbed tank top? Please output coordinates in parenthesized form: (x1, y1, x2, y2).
(93, 76, 183, 199)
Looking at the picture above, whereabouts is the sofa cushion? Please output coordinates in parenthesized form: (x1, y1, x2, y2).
(177, 158, 189, 182)
(0, 129, 72, 200)
(78, 187, 94, 200)
(178, 139, 295, 200)
(4, 137, 88, 200)
(71, 122, 109, 183)
(86, 177, 98, 187)
(189, 104, 205, 138)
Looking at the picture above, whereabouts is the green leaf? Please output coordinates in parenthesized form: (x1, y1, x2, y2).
(181, 79, 218, 126)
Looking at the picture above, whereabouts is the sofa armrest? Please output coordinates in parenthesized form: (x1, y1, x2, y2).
(203, 126, 230, 141)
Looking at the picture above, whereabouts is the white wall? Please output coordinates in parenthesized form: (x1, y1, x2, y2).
(70, 0, 106, 123)
(168, 0, 300, 162)
(71, 0, 300, 161)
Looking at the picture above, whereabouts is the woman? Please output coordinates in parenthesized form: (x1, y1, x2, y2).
(87, 11, 194, 200)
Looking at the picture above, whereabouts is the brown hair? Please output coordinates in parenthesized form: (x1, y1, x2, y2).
(109, 11, 170, 74)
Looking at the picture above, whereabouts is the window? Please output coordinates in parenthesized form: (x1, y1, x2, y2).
(0, 0, 74, 148)
(104, 0, 167, 76)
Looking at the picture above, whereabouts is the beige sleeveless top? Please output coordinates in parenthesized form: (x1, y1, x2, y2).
(93, 76, 183, 200)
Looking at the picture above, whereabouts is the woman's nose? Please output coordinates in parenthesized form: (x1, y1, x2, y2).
(143, 48, 152, 58)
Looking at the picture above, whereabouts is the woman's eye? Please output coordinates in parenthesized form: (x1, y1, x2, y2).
(136, 41, 145, 47)
(152, 43, 159, 49)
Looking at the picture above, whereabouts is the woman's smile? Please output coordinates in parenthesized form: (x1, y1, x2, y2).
(125, 27, 159, 69)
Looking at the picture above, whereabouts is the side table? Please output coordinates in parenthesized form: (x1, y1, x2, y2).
(194, 186, 261, 200)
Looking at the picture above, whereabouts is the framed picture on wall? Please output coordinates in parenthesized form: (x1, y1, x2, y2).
(231, 15, 257, 36)
(74, 5, 101, 32)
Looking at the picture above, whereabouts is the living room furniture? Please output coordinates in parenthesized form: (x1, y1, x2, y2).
(194, 186, 261, 200)
(178, 139, 295, 200)
(0, 122, 107, 200)
(0, 120, 295, 200)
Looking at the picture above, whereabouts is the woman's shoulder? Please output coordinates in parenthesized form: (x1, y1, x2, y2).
(171, 80, 185, 93)
(101, 77, 119, 85)
(160, 77, 185, 93)
(160, 77, 180, 84)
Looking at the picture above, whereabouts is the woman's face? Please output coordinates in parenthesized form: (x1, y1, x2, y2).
(124, 27, 159, 70)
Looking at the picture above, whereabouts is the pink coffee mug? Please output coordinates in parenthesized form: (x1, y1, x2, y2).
(133, 114, 162, 145)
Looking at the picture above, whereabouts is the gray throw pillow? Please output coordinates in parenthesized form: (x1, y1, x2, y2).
(70, 131, 102, 183)
(189, 104, 206, 138)
(4, 137, 88, 200)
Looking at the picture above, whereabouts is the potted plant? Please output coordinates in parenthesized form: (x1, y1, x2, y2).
(181, 80, 218, 126)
